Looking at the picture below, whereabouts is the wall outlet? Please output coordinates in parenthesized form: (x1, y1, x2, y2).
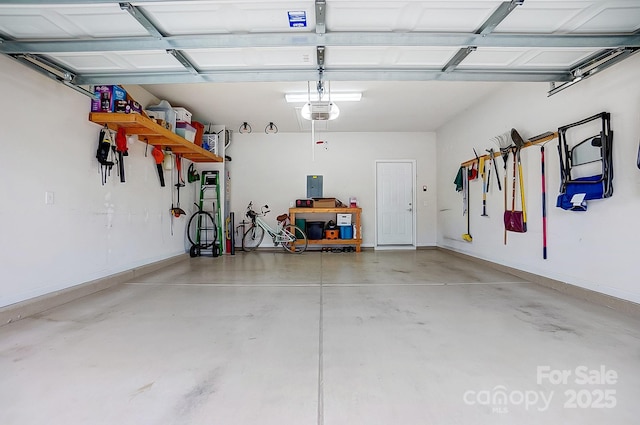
(290, 201, 294, 207)
(45, 191, 54, 205)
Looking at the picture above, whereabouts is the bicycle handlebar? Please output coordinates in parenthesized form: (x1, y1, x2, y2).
(246, 201, 270, 219)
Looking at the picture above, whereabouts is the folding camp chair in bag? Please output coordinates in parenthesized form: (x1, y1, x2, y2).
(556, 112, 613, 211)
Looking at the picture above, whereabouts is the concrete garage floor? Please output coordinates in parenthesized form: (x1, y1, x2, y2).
(1, 250, 639, 425)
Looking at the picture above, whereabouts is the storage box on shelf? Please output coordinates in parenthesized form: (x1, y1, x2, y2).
(145, 100, 176, 132)
(91, 85, 126, 113)
(289, 207, 362, 252)
(202, 133, 218, 155)
(337, 213, 352, 226)
(176, 122, 196, 142)
(173, 107, 192, 123)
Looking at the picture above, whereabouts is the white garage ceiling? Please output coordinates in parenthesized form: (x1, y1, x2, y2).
(1, 0, 639, 132)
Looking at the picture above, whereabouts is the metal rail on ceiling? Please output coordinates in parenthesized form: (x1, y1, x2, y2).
(2, 32, 640, 54)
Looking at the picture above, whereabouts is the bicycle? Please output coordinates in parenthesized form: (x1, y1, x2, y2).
(187, 202, 218, 257)
(242, 202, 308, 253)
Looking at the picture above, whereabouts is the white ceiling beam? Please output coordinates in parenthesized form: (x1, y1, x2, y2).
(2, 32, 639, 55)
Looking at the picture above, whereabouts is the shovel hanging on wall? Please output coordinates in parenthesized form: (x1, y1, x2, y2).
(504, 148, 526, 233)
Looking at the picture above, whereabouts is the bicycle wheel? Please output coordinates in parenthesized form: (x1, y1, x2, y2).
(187, 211, 217, 248)
(242, 224, 265, 251)
(281, 225, 308, 253)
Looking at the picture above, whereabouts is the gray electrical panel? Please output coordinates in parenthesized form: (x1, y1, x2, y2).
(307, 175, 323, 198)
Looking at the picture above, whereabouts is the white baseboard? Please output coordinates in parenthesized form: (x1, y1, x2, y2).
(0, 254, 189, 327)
(439, 247, 640, 318)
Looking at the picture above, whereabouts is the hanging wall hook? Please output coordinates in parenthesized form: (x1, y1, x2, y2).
(265, 122, 278, 134)
(239, 122, 252, 134)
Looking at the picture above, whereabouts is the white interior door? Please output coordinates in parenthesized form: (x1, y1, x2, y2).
(376, 161, 415, 246)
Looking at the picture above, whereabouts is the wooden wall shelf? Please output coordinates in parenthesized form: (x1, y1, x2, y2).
(89, 112, 223, 163)
(460, 131, 557, 167)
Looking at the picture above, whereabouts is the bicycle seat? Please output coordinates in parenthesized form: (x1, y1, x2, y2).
(277, 213, 289, 223)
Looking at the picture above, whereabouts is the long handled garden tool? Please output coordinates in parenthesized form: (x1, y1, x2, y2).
(541, 145, 548, 259)
(504, 148, 526, 235)
(492, 131, 513, 243)
(171, 155, 186, 218)
(480, 155, 488, 217)
(487, 148, 501, 191)
(513, 129, 527, 232)
(502, 150, 509, 244)
(516, 147, 527, 232)
(462, 165, 472, 242)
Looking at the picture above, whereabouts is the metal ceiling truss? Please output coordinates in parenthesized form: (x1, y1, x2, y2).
(477, 0, 524, 35)
(3, 32, 640, 54)
(121, 2, 198, 76)
(119, 2, 163, 39)
(74, 68, 572, 86)
(1, 0, 639, 98)
(443, 0, 521, 73)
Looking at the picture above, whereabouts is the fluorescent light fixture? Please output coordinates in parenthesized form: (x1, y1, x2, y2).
(285, 92, 362, 103)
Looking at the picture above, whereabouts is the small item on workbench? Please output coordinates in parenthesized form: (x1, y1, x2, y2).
(115, 127, 128, 183)
(151, 146, 165, 187)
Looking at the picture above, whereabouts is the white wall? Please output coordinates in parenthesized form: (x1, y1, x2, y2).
(0, 55, 197, 307)
(6, 47, 637, 307)
(225, 131, 437, 247)
(437, 53, 640, 304)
